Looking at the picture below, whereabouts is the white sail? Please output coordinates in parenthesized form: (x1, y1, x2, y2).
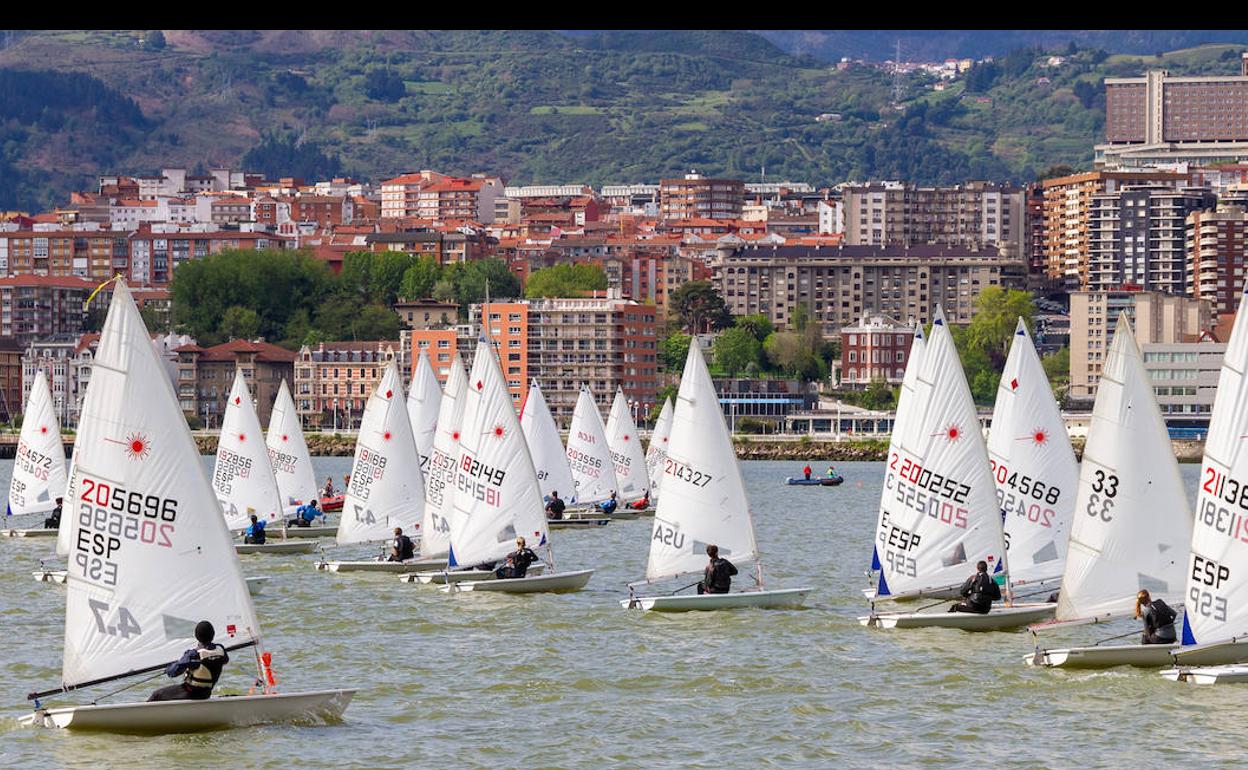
(1183, 293, 1248, 645)
(645, 343, 757, 581)
(56, 451, 78, 556)
(1055, 314, 1192, 624)
(62, 281, 261, 689)
(645, 398, 674, 499)
(265, 379, 318, 510)
(986, 319, 1078, 586)
(8, 369, 68, 516)
(212, 370, 285, 531)
(520, 381, 576, 504)
(406, 348, 442, 475)
(446, 342, 549, 568)
(422, 353, 467, 558)
(870, 309, 1008, 599)
(566, 388, 619, 505)
(605, 388, 650, 502)
(335, 361, 425, 545)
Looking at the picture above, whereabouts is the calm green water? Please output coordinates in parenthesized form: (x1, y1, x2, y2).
(0, 459, 1241, 769)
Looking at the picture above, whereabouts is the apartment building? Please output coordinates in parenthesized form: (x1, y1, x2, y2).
(379, 171, 448, 219)
(416, 176, 504, 224)
(839, 315, 916, 388)
(1141, 339, 1224, 434)
(472, 302, 530, 408)
(175, 339, 296, 429)
(0, 336, 21, 423)
(1098, 58, 1248, 167)
(713, 244, 1025, 337)
(841, 181, 1025, 259)
(1086, 185, 1216, 294)
(0, 275, 100, 347)
(1040, 170, 1188, 287)
(1069, 290, 1211, 401)
(1187, 205, 1248, 314)
(659, 173, 745, 221)
(292, 340, 401, 428)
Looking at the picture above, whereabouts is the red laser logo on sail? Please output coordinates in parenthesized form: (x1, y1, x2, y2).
(934, 424, 962, 442)
(110, 432, 151, 460)
(493, 425, 505, 438)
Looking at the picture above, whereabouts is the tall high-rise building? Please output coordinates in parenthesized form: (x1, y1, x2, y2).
(841, 181, 1025, 259)
(659, 172, 744, 221)
(1187, 205, 1248, 315)
(1086, 185, 1215, 294)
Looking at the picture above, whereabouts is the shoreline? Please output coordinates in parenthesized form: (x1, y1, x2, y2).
(0, 433, 1205, 462)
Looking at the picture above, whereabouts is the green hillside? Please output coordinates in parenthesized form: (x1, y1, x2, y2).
(0, 30, 1244, 211)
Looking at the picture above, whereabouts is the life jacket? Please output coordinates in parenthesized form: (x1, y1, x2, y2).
(1149, 600, 1177, 629)
(395, 535, 415, 560)
(184, 645, 227, 689)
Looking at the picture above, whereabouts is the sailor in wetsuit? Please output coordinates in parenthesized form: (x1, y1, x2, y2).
(44, 497, 63, 529)
(1136, 589, 1178, 644)
(148, 621, 229, 701)
(389, 527, 415, 562)
(949, 560, 1001, 614)
(698, 544, 738, 594)
(495, 537, 539, 579)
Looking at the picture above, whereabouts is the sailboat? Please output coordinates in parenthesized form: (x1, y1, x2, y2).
(214, 370, 315, 555)
(265, 379, 335, 539)
(4, 369, 68, 538)
(412, 353, 467, 564)
(426, 340, 592, 593)
(605, 387, 651, 513)
(622, 342, 809, 611)
(317, 360, 436, 573)
(987, 319, 1078, 592)
(21, 280, 353, 733)
(1026, 314, 1193, 667)
(406, 348, 442, 475)
(561, 387, 617, 525)
(645, 397, 674, 502)
(1161, 292, 1248, 683)
(520, 380, 577, 506)
(860, 310, 1054, 631)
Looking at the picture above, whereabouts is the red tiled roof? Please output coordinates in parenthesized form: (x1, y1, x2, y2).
(381, 173, 432, 186)
(0, 275, 99, 289)
(196, 339, 297, 363)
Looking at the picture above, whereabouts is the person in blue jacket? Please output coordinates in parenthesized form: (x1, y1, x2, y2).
(243, 514, 266, 544)
(598, 491, 619, 516)
(287, 498, 321, 528)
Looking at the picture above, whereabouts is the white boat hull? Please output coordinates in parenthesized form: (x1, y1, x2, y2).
(20, 689, 356, 733)
(548, 518, 611, 529)
(404, 563, 547, 584)
(453, 569, 593, 593)
(621, 587, 812, 612)
(4, 528, 58, 538)
(245, 576, 268, 595)
(275, 525, 339, 539)
(1162, 664, 1248, 684)
(318, 557, 448, 573)
(860, 603, 1056, 631)
(32, 569, 68, 584)
(235, 541, 318, 555)
(1025, 643, 1181, 669)
(862, 585, 962, 601)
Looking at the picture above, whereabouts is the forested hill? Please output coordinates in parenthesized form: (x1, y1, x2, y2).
(0, 30, 1246, 210)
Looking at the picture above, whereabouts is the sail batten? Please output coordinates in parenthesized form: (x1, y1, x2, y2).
(644, 344, 757, 582)
(335, 361, 425, 545)
(61, 281, 261, 691)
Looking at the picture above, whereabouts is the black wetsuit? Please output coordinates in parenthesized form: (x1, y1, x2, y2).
(496, 547, 539, 579)
(389, 534, 415, 562)
(698, 557, 738, 594)
(1141, 599, 1178, 644)
(43, 502, 62, 530)
(950, 572, 1000, 614)
(545, 497, 566, 520)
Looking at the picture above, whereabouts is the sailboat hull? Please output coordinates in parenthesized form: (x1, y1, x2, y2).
(32, 569, 68, 584)
(620, 587, 812, 612)
(454, 569, 593, 593)
(235, 541, 318, 555)
(275, 525, 339, 539)
(1161, 665, 1248, 684)
(319, 557, 448, 573)
(1025, 643, 1184, 669)
(406, 563, 547, 584)
(548, 518, 611, 529)
(20, 689, 356, 733)
(4, 528, 58, 538)
(861, 603, 1056, 631)
(245, 577, 268, 596)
